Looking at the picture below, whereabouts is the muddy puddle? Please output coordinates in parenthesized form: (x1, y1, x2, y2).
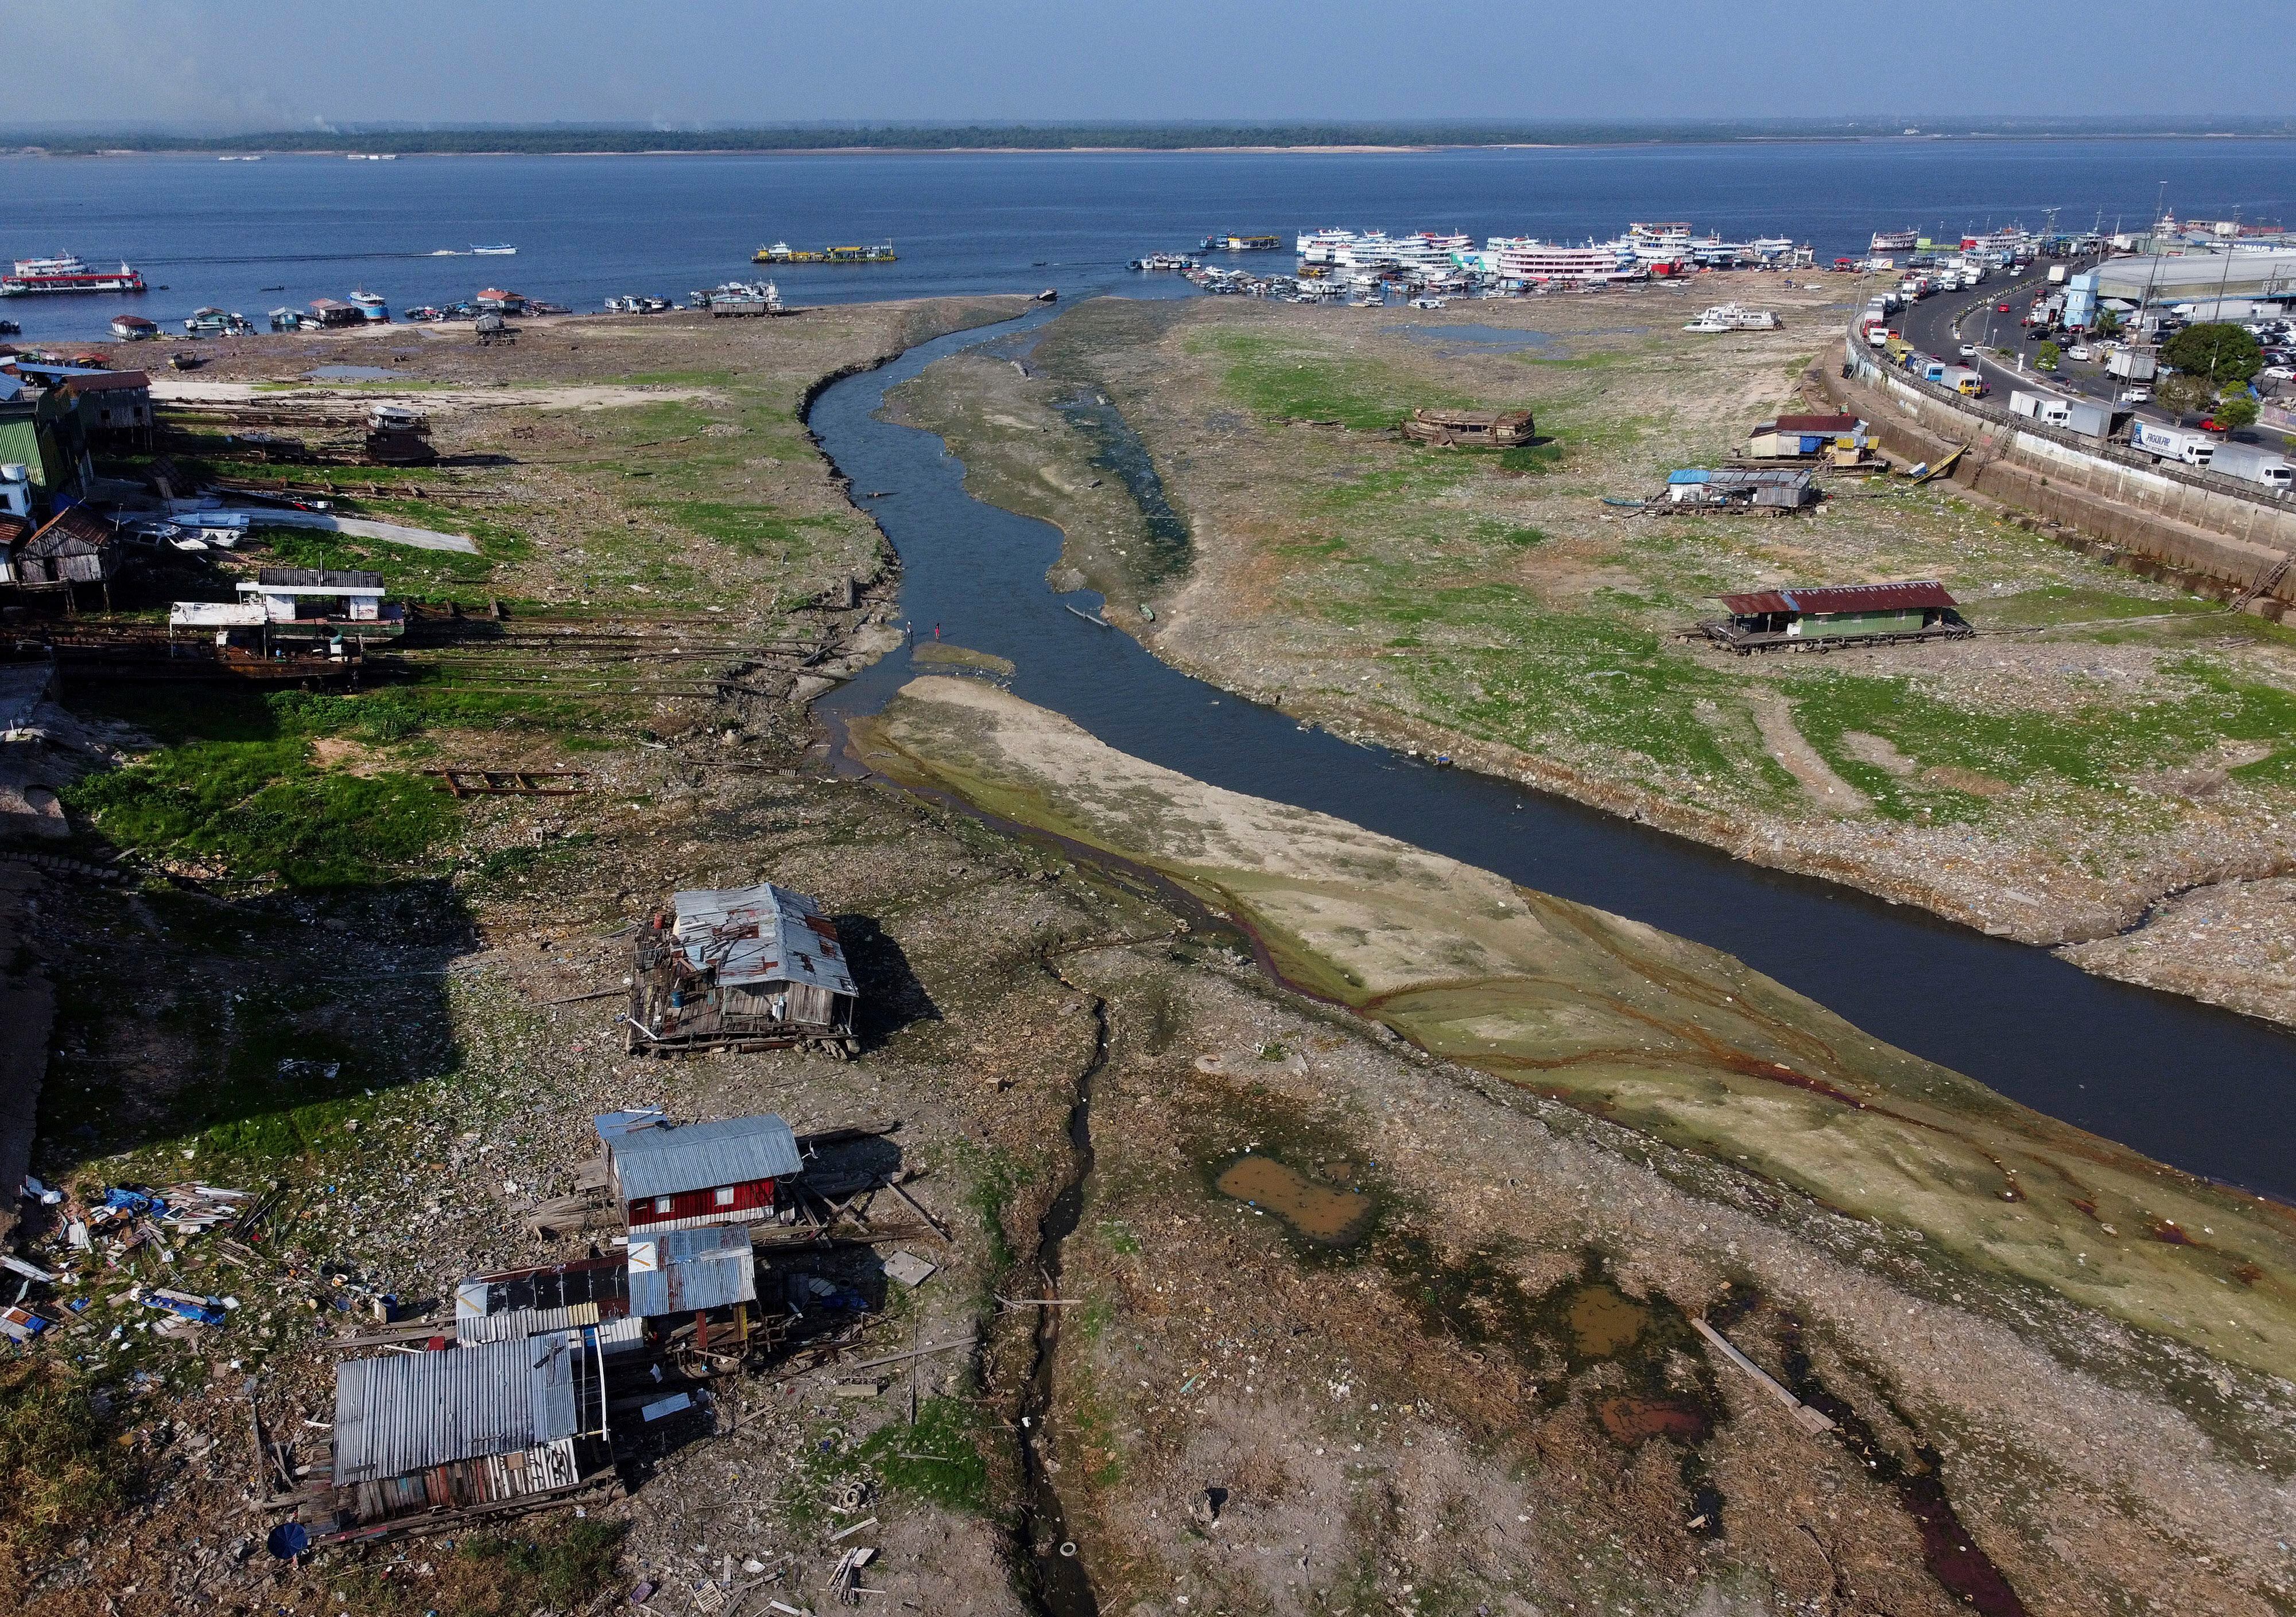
(1216, 1154, 1374, 1243)
(1564, 1279, 1650, 1356)
(1383, 321, 1561, 355)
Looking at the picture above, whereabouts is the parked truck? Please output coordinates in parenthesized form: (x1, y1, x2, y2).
(2010, 388, 2116, 440)
(2046, 263, 2068, 285)
(2106, 349, 2157, 382)
(1945, 367, 1985, 397)
(2130, 419, 2217, 466)
(2208, 440, 2295, 491)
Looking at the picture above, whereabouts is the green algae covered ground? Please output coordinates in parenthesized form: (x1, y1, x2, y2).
(855, 674, 2296, 1380)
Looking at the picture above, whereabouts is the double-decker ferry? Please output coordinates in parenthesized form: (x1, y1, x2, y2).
(1, 253, 147, 297)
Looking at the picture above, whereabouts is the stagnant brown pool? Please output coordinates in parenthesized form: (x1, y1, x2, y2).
(1215, 1154, 1374, 1242)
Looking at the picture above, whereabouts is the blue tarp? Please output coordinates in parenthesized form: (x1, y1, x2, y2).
(1666, 468, 1712, 484)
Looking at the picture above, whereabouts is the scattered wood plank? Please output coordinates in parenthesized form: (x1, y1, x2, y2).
(424, 769, 592, 798)
(1692, 1318, 1835, 1434)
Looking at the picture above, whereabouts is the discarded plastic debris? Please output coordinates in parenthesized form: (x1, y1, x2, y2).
(133, 1285, 229, 1327)
(0, 1305, 48, 1344)
(641, 1391, 694, 1422)
(266, 1522, 310, 1560)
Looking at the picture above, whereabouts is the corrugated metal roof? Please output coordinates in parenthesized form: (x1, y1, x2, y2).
(671, 883, 858, 998)
(454, 1254, 627, 1320)
(61, 370, 150, 394)
(255, 566, 385, 590)
(611, 1114, 801, 1201)
(332, 1337, 576, 1484)
(25, 507, 113, 556)
(627, 1226, 758, 1317)
(457, 1302, 600, 1344)
(1720, 581, 1958, 616)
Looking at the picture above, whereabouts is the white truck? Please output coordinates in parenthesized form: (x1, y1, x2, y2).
(2046, 263, 2068, 285)
(2010, 389, 2112, 439)
(2107, 350, 2157, 382)
(2208, 440, 2295, 491)
(2130, 420, 2217, 466)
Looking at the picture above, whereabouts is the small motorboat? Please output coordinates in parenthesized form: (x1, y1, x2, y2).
(1033, 289, 1058, 303)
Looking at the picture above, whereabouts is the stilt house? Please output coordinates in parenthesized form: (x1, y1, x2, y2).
(601, 1111, 804, 1235)
(627, 883, 859, 1054)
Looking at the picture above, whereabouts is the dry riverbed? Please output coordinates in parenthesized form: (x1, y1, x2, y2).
(5, 296, 2293, 1617)
(884, 280, 2296, 1027)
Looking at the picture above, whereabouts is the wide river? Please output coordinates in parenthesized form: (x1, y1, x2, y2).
(9, 142, 2293, 1191)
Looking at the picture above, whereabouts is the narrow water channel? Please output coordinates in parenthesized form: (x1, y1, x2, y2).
(814, 307, 2296, 1201)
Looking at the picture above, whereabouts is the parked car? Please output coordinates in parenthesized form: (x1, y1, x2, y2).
(2118, 388, 2151, 404)
(2066, 346, 2093, 362)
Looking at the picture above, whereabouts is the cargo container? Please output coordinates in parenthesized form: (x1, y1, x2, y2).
(2010, 389, 2115, 440)
(2106, 350, 2157, 382)
(2208, 440, 2294, 491)
(2130, 420, 2216, 466)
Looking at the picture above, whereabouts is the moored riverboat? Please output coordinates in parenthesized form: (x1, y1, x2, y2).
(1, 254, 147, 297)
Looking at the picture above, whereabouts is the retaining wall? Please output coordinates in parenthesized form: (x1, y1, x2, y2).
(1821, 341, 2296, 613)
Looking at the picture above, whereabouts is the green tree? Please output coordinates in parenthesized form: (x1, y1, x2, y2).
(2160, 322, 2263, 386)
(2155, 373, 2216, 418)
(2036, 341, 2061, 371)
(2095, 307, 2122, 336)
(2212, 391, 2260, 432)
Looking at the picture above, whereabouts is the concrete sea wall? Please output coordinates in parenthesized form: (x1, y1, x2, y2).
(1821, 339, 2296, 615)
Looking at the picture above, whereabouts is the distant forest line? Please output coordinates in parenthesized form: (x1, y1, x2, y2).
(10, 119, 2296, 156)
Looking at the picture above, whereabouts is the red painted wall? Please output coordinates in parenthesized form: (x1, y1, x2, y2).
(627, 1176, 777, 1227)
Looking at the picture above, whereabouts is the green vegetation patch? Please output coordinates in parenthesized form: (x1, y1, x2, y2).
(1202, 330, 1453, 429)
(66, 738, 452, 886)
(850, 1396, 992, 1513)
(1788, 660, 2296, 812)
(651, 499, 844, 560)
(0, 1360, 131, 1576)
(61, 685, 459, 886)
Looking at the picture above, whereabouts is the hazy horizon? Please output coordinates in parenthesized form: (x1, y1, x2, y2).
(11, 0, 2294, 134)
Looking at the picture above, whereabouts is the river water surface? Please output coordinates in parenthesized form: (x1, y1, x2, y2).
(813, 309, 2296, 1201)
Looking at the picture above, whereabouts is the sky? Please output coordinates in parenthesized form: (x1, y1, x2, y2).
(9, 0, 2295, 131)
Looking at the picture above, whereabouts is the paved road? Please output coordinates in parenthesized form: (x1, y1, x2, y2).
(1890, 258, 2163, 423)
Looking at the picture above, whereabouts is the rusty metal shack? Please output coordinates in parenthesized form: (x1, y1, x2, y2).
(1401, 407, 1536, 448)
(325, 1331, 615, 1534)
(626, 882, 859, 1056)
(602, 1111, 804, 1235)
(1665, 467, 1820, 512)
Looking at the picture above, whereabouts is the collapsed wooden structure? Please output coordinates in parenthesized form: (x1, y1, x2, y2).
(626, 883, 860, 1056)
